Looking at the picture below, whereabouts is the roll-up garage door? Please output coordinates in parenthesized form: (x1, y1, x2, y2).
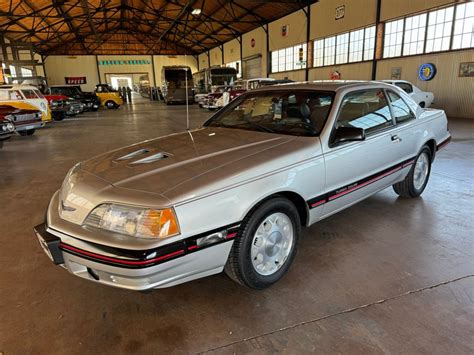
(242, 55, 262, 79)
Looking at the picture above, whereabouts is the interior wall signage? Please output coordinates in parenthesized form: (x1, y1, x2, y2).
(65, 76, 86, 84)
(459, 62, 474, 77)
(281, 25, 289, 37)
(335, 5, 345, 20)
(391, 67, 402, 80)
(250, 38, 256, 48)
(418, 63, 437, 81)
(330, 70, 341, 80)
(99, 60, 151, 65)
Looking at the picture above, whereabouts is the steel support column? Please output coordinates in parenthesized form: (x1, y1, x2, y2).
(372, 0, 382, 80)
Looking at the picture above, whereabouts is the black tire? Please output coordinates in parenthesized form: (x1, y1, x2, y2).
(19, 129, 35, 136)
(105, 101, 116, 109)
(419, 102, 426, 108)
(53, 111, 65, 121)
(224, 197, 301, 289)
(393, 146, 432, 198)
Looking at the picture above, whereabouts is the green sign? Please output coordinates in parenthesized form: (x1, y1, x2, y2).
(99, 60, 151, 65)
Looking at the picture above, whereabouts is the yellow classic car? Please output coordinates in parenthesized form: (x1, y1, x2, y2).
(95, 84, 123, 109)
(0, 84, 52, 123)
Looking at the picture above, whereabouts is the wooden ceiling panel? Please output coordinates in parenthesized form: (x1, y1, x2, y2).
(0, 0, 317, 55)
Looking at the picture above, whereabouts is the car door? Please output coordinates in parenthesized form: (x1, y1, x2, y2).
(319, 88, 406, 219)
(385, 89, 421, 163)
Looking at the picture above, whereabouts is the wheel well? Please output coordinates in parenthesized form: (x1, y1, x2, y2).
(425, 139, 436, 161)
(248, 191, 308, 227)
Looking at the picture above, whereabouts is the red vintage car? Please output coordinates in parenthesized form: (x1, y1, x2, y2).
(0, 104, 42, 136)
(0, 109, 16, 149)
(44, 94, 84, 121)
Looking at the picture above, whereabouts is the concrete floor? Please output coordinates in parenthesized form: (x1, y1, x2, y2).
(1, 97, 473, 354)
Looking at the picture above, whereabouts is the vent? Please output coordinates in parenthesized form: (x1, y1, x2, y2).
(115, 149, 149, 161)
(130, 152, 171, 164)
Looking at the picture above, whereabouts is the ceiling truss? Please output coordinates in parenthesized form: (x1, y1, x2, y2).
(0, 0, 316, 55)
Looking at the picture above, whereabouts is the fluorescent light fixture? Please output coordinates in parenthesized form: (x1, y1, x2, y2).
(191, 8, 201, 15)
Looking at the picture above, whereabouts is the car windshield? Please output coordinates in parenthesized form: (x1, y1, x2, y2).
(52, 87, 80, 97)
(205, 90, 334, 137)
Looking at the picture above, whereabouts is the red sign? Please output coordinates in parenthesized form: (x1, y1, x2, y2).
(330, 71, 341, 80)
(65, 76, 87, 85)
(281, 25, 288, 37)
(250, 38, 256, 48)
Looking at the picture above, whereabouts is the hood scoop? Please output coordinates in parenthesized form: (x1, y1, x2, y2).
(130, 152, 171, 165)
(115, 149, 150, 161)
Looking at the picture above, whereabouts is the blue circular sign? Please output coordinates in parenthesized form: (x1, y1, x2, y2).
(418, 63, 437, 81)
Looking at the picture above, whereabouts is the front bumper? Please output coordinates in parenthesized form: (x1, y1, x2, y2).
(34, 222, 238, 291)
(15, 121, 43, 132)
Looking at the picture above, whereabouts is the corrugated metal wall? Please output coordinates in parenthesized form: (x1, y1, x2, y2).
(376, 49, 474, 118)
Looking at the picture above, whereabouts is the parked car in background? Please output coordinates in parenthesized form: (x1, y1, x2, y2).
(0, 109, 16, 149)
(382, 80, 434, 108)
(0, 85, 52, 124)
(35, 81, 450, 291)
(0, 104, 42, 136)
(44, 94, 84, 121)
(70, 85, 100, 111)
(48, 85, 100, 111)
(94, 84, 123, 109)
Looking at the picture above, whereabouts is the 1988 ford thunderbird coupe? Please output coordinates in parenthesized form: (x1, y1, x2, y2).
(35, 81, 451, 291)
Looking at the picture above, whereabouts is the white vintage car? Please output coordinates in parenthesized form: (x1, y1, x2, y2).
(35, 81, 451, 291)
(382, 80, 434, 108)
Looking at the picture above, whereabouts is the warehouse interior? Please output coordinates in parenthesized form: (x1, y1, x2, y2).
(0, 0, 473, 353)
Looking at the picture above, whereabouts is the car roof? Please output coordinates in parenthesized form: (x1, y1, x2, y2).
(0, 84, 40, 90)
(251, 80, 398, 92)
(381, 79, 410, 84)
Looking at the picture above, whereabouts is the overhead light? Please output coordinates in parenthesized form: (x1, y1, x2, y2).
(191, 8, 201, 15)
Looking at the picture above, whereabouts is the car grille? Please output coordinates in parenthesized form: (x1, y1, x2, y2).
(12, 113, 40, 122)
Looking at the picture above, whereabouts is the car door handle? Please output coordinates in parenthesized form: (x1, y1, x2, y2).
(391, 135, 402, 143)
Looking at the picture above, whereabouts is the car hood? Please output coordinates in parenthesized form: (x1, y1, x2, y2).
(80, 127, 301, 202)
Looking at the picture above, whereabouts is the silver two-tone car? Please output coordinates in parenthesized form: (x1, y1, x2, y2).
(35, 82, 451, 291)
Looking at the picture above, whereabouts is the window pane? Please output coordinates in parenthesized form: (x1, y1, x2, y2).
(384, 19, 404, 58)
(271, 51, 279, 73)
(426, 6, 454, 53)
(285, 47, 293, 71)
(364, 26, 376, 60)
(336, 33, 349, 64)
(313, 39, 324, 67)
(349, 29, 364, 62)
(337, 89, 393, 134)
(324, 36, 336, 65)
(388, 91, 415, 124)
(452, 2, 474, 49)
(403, 13, 427, 55)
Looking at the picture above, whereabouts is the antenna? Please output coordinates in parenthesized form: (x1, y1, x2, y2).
(185, 55, 190, 130)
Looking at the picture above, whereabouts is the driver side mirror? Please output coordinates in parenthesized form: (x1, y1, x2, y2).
(332, 126, 366, 145)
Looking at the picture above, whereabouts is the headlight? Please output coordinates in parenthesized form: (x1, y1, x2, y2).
(83, 204, 180, 239)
